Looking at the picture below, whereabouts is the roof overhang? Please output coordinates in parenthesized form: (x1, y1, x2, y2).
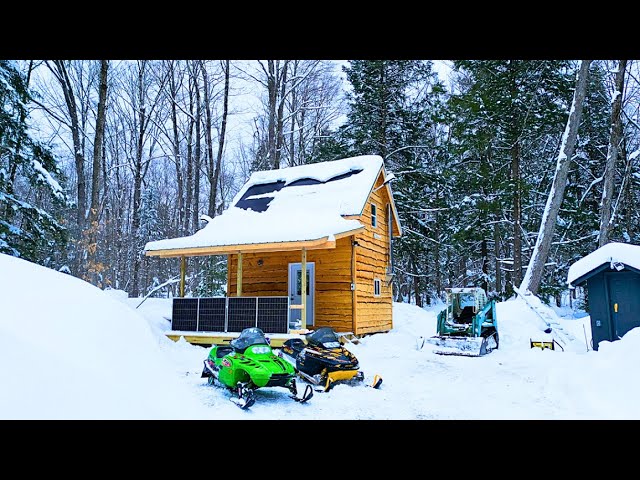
(145, 226, 365, 258)
(569, 262, 640, 287)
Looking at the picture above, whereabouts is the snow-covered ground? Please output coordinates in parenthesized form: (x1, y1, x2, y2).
(2, 253, 639, 420)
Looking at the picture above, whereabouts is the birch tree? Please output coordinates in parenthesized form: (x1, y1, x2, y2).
(520, 60, 592, 295)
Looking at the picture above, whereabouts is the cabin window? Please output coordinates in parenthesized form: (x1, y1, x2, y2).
(374, 278, 381, 297)
(371, 203, 377, 228)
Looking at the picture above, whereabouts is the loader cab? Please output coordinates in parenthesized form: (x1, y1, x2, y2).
(448, 288, 486, 324)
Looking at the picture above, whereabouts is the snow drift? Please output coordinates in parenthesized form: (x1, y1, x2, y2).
(0, 253, 212, 419)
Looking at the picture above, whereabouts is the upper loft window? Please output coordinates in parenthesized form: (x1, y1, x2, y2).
(374, 278, 381, 297)
(371, 203, 377, 228)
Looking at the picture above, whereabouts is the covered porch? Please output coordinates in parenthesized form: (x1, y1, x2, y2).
(146, 230, 363, 347)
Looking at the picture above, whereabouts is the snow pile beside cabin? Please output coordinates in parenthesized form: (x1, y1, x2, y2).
(567, 242, 640, 286)
(145, 155, 385, 252)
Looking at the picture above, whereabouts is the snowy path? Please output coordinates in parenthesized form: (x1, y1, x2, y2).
(137, 298, 627, 420)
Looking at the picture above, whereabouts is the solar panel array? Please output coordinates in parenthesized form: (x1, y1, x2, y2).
(171, 296, 289, 333)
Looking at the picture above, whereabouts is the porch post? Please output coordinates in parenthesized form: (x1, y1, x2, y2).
(180, 256, 186, 297)
(237, 252, 243, 297)
(301, 248, 307, 330)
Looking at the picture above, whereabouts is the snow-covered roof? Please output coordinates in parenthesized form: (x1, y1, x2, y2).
(145, 155, 398, 255)
(567, 242, 640, 286)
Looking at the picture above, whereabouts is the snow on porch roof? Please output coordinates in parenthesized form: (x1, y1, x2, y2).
(567, 242, 640, 286)
(145, 155, 394, 256)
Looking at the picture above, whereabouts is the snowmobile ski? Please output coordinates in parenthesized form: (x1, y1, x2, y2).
(367, 374, 383, 389)
(230, 384, 256, 409)
(290, 383, 314, 403)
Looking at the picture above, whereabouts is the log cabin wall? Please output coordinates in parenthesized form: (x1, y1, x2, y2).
(227, 236, 354, 332)
(353, 172, 394, 334)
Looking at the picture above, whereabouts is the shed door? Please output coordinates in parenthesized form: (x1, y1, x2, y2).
(606, 272, 640, 339)
(288, 262, 315, 329)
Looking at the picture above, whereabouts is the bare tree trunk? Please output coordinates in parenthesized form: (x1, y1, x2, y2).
(207, 60, 229, 218)
(411, 257, 422, 307)
(267, 60, 278, 169)
(85, 60, 109, 286)
(168, 61, 185, 234)
(598, 59, 627, 247)
(481, 238, 489, 293)
(520, 60, 592, 295)
(131, 102, 145, 296)
(288, 62, 298, 166)
(48, 61, 87, 231)
(275, 61, 289, 168)
(131, 61, 151, 297)
(185, 64, 199, 234)
(192, 80, 201, 231)
(185, 77, 195, 233)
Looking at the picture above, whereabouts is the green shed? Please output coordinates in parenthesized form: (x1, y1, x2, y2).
(567, 242, 640, 351)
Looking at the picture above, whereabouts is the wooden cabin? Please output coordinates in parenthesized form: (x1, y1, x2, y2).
(567, 242, 640, 350)
(144, 155, 402, 344)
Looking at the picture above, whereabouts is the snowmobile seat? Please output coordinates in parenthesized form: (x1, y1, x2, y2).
(455, 306, 474, 324)
(215, 346, 233, 358)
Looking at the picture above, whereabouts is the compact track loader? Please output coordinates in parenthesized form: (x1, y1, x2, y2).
(426, 287, 499, 357)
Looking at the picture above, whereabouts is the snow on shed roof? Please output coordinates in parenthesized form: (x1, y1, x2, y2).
(567, 242, 640, 286)
(145, 155, 393, 254)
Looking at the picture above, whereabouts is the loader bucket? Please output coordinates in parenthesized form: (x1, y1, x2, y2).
(426, 334, 497, 357)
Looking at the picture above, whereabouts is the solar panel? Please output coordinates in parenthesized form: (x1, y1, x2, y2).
(227, 297, 258, 332)
(234, 169, 363, 213)
(234, 180, 286, 212)
(197, 297, 226, 332)
(257, 297, 289, 333)
(171, 298, 198, 331)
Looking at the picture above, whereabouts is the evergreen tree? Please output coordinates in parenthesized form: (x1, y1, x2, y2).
(449, 60, 574, 297)
(0, 60, 68, 266)
(332, 60, 448, 305)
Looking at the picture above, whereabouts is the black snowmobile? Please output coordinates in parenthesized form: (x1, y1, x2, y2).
(278, 327, 382, 392)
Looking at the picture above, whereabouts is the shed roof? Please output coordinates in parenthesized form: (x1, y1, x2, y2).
(567, 242, 640, 286)
(145, 155, 401, 257)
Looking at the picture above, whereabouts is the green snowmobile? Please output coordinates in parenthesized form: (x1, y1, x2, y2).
(201, 327, 313, 409)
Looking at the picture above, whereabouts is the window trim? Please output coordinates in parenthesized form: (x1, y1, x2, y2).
(374, 278, 381, 297)
(371, 203, 377, 228)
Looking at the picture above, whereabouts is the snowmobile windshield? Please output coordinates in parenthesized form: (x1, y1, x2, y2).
(306, 327, 341, 349)
(230, 327, 268, 351)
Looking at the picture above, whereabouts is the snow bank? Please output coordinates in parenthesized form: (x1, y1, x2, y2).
(0, 253, 212, 419)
